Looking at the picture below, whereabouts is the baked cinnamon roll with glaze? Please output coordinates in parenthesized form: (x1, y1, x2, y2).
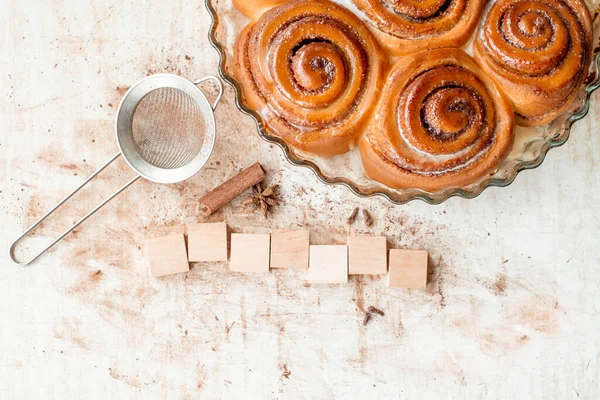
(474, 0, 592, 126)
(234, 0, 386, 156)
(233, 0, 290, 20)
(353, 0, 485, 55)
(360, 49, 514, 191)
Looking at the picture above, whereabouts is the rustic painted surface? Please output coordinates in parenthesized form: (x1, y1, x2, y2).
(1, 1, 599, 399)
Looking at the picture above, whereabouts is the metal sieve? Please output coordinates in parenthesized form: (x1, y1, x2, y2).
(10, 74, 223, 265)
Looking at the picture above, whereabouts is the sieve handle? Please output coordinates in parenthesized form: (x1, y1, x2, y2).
(194, 75, 223, 110)
(9, 153, 141, 266)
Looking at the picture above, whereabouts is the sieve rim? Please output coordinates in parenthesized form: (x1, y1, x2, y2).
(114, 74, 217, 184)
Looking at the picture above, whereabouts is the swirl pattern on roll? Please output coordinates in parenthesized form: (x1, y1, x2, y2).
(360, 49, 514, 191)
(234, 0, 386, 156)
(474, 0, 592, 126)
(352, 0, 485, 55)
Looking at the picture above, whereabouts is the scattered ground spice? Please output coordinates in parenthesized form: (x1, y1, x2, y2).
(280, 364, 291, 379)
(89, 270, 103, 282)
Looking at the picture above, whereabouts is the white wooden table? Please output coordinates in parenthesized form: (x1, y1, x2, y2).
(1, 1, 599, 398)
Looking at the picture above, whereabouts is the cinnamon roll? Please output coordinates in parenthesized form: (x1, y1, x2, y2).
(233, 0, 290, 20)
(474, 0, 592, 126)
(234, 0, 386, 156)
(360, 49, 515, 191)
(352, 0, 485, 55)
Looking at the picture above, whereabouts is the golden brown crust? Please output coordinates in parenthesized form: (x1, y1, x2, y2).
(359, 48, 515, 191)
(234, 0, 386, 156)
(474, 0, 593, 126)
(232, 0, 291, 20)
(352, 0, 485, 55)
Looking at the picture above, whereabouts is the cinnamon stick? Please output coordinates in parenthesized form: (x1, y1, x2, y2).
(199, 162, 265, 216)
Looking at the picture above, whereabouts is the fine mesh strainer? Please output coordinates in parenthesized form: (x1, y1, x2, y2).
(10, 74, 223, 265)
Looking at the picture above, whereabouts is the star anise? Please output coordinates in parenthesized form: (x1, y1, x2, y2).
(242, 184, 280, 218)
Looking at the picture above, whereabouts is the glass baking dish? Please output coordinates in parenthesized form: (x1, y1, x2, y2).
(205, 0, 600, 204)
